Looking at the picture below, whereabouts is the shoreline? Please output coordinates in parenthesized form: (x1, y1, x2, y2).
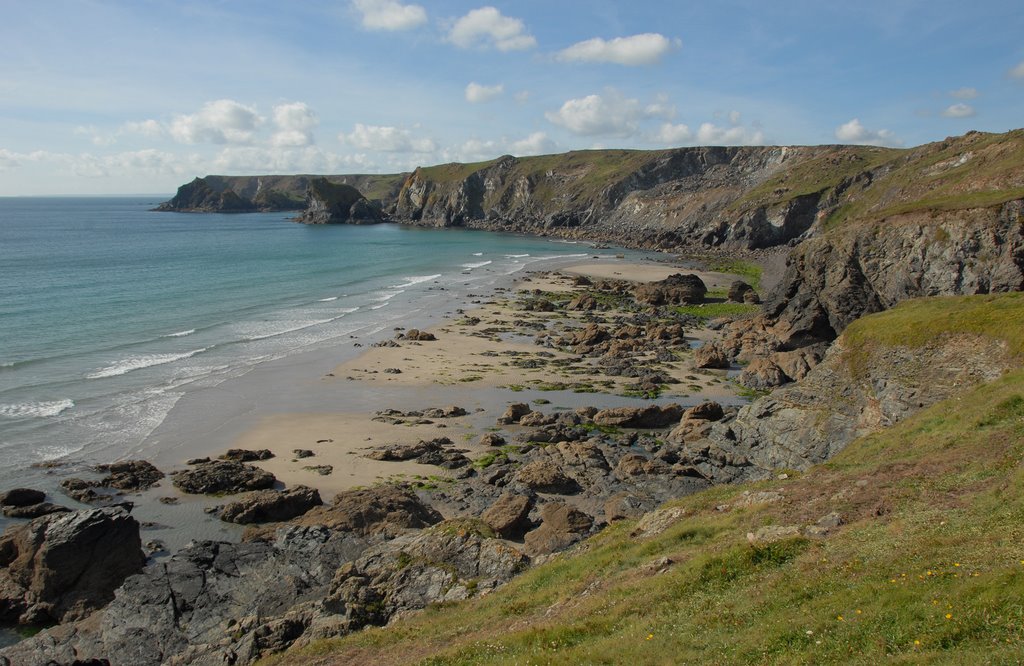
(3, 253, 752, 554)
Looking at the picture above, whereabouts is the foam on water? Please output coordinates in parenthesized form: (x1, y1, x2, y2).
(165, 328, 196, 338)
(317, 296, 339, 302)
(391, 274, 442, 288)
(0, 399, 74, 419)
(461, 260, 493, 270)
(86, 349, 208, 379)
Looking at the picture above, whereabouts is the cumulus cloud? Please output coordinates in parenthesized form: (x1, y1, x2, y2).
(545, 89, 644, 137)
(121, 119, 164, 137)
(644, 94, 676, 121)
(656, 123, 693, 144)
(0, 148, 22, 170)
(447, 7, 536, 51)
(271, 101, 319, 147)
(696, 122, 764, 145)
(341, 123, 437, 153)
(169, 99, 262, 145)
(942, 103, 976, 119)
(510, 132, 556, 155)
(555, 33, 679, 66)
(465, 82, 504, 103)
(949, 87, 978, 100)
(351, 0, 426, 30)
(834, 118, 901, 147)
(1009, 61, 1024, 79)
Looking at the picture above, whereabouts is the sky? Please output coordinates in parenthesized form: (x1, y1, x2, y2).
(1, 0, 1022, 195)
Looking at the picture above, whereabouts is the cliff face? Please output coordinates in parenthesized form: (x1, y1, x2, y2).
(155, 173, 408, 213)
(294, 178, 384, 225)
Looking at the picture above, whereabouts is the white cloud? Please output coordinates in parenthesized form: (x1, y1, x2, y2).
(644, 94, 676, 121)
(514, 90, 531, 105)
(74, 125, 116, 146)
(555, 33, 679, 66)
(656, 122, 693, 144)
(0, 148, 22, 170)
(271, 101, 318, 147)
(510, 132, 555, 155)
(942, 103, 976, 119)
(169, 99, 262, 145)
(834, 118, 901, 147)
(465, 82, 504, 104)
(341, 123, 437, 153)
(949, 87, 978, 100)
(447, 7, 536, 52)
(351, 0, 426, 31)
(121, 119, 164, 137)
(696, 122, 764, 146)
(1009, 61, 1024, 79)
(545, 89, 644, 137)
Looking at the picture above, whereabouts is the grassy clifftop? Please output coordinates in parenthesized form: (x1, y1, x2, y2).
(267, 294, 1024, 665)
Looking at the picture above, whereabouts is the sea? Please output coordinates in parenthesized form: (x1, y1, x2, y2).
(0, 197, 654, 490)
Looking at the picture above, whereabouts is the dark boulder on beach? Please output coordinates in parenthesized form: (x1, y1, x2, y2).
(219, 486, 323, 524)
(633, 273, 707, 306)
(96, 459, 165, 491)
(2, 502, 70, 519)
(171, 460, 276, 495)
(219, 448, 275, 462)
(0, 488, 45, 508)
(0, 507, 144, 625)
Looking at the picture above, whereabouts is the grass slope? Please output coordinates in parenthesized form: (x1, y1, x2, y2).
(266, 294, 1024, 666)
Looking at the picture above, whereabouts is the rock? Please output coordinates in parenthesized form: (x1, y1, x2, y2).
(633, 273, 707, 306)
(693, 342, 730, 369)
(743, 290, 761, 304)
(219, 448, 275, 462)
(630, 506, 688, 539)
(171, 460, 276, 495)
(421, 405, 467, 418)
(497, 403, 532, 425)
(513, 461, 580, 494)
(614, 453, 670, 478)
(738, 357, 789, 389)
(592, 404, 684, 428)
(566, 294, 598, 311)
(277, 486, 443, 537)
(220, 486, 323, 524)
(603, 493, 649, 522)
(571, 324, 610, 348)
(304, 465, 334, 476)
(478, 432, 506, 447)
(683, 401, 725, 422)
(0, 508, 144, 624)
(746, 525, 801, 544)
(398, 329, 436, 342)
(296, 178, 383, 224)
(519, 411, 557, 427)
(293, 449, 315, 459)
(0, 488, 45, 508)
(523, 503, 594, 556)
(2, 503, 70, 519)
(816, 512, 844, 529)
(96, 460, 164, 491)
(59, 477, 105, 504)
(481, 494, 534, 539)
(727, 280, 757, 303)
(185, 457, 210, 465)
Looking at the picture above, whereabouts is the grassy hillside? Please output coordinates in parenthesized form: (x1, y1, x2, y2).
(266, 294, 1024, 665)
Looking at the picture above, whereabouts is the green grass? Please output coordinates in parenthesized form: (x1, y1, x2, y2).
(702, 258, 765, 290)
(267, 356, 1024, 665)
(674, 301, 759, 322)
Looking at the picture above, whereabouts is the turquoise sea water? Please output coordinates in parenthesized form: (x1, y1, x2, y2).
(0, 198, 635, 477)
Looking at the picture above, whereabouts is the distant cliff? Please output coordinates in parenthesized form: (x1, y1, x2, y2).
(294, 177, 384, 224)
(155, 173, 407, 213)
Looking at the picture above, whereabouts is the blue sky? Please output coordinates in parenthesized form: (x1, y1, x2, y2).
(1, 0, 1022, 195)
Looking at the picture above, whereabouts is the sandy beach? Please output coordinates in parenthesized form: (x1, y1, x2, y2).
(222, 260, 749, 501)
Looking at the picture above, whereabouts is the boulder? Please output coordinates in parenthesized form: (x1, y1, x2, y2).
(220, 486, 323, 524)
(633, 273, 707, 306)
(513, 461, 580, 494)
(727, 280, 757, 303)
(481, 494, 534, 539)
(219, 448, 275, 462)
(614, 453, 670, 478)
(171, 460, 276, 495)
(0, 508, 144, 624)
(683, 401, 725, 422)
(478, 432, 506, 447)
(738, 357, 789, 390)
(2, 503, 70, 519)
(694, 342, 730, 369)
(592, 404, 684, 428)
(523, 503, 594, 556)
(272, 486, 443, 537)
(497, 403, 532, 425)
(398, 329, 436, 342)
(96, 460, 164, 491)
(0, 488, 45, 508)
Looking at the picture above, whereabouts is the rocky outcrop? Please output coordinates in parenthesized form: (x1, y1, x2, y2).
(295, 178, 384, 225)
(220, 486, 323, 524)
(154, 176, 257, 213)
(592, 404, 684, 428)
(171, 460, 276, 495)
(633, 273, 707, 305)
(0, 508, 144, 625)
